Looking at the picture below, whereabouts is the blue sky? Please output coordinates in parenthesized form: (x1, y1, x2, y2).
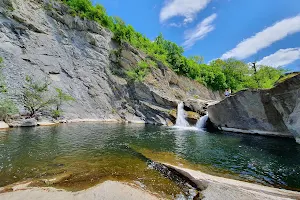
(95, 0, 300, 71)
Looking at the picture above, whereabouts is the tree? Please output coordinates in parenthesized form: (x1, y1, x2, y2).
(251, 66, 284, 89)
(190, 55, 204, 64)
(22, 76, 56, 117)
(60, 0, 285, 93)
(221, 58, 251, 91)
(0, 99, 18, 121)
(52, 88, 75, 119)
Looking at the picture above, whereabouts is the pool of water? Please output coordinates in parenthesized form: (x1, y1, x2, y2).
(0, 123, 300, 195)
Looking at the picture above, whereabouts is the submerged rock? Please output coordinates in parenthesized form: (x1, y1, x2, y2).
(42, 172, 72, 185)
(208, 74, 300, 143)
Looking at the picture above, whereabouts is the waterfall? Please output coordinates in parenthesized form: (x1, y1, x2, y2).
(175, 102, 190, 127)
(196, 114, 208, 129)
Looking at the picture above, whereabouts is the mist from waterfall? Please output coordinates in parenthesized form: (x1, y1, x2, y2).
(196, 114, 208, 129)
(175, 102, 190, 127)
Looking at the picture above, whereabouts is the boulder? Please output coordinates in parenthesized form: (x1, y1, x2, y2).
(9, 118, 37, 127)
(183, 99, 218, 114)
(0, 121, 9, 129)
(186, 111, 200, 125)
(208, 74, 300, 143)
(169, 109, 200, 125)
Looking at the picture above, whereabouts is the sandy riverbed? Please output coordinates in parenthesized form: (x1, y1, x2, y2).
(0, 181, 160, 200)
(1, 165, 300, 200)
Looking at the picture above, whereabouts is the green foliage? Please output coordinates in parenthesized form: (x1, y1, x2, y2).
(0, 99, 18, 122)
(59, 0, 284, 92)
(22, 76, 75, 118)
(277, 72, 300, 84)
(126, 61, 150, 82)
(53, 88, 75, 118)
(51, 109, 62, 119)
(245, 66, 284, 89)
(22, 76, 55, 116)
(0, 57, 7, 93)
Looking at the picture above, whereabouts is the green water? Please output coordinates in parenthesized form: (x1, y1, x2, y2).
(0, 123, 300, 194)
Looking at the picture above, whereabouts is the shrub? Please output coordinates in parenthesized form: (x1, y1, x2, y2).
(60, 1, 285, 92)
(125, 61, 150, 82)
(0, 99, 18, 121)
(51, 109, 62, 119)
(52, 88, 75, 119)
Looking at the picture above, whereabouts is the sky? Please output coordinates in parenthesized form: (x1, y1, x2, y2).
(95, 0, 300, 71)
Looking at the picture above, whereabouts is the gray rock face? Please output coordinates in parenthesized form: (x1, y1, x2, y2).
(0, 0, 220, 125)
(208, 74, 300, 143)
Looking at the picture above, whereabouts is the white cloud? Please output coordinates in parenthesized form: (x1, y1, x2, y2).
(160, 0, 212, 24)
(257, 48, 300, 68)
(169, 22, 182, 28)
(182, 13, 217, 49)
(221, 15, 300, 60)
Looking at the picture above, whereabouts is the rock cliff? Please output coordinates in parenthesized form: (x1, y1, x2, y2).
(208, 74, 300, 143)
(0, 0, 220, 125)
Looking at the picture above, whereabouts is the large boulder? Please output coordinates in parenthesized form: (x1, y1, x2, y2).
(9, 118, 37, 127)
(184, 99, 219, 115)
(208, 74, 300, 143)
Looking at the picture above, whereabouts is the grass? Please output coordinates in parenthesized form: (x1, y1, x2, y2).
(277, 72, 300, 84)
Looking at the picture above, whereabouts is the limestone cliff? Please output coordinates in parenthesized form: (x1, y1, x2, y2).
(208, 74, 300, 143)
(0, 0, 220, 125)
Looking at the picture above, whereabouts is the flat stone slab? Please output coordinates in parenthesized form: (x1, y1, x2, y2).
(0, 121, 9, 129)
(165, 164, 300, 200)
(37, 121, 59, 126)
(0, 181, 160, 200)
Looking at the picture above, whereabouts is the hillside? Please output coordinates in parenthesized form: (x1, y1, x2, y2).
(0, 0, 221, 125)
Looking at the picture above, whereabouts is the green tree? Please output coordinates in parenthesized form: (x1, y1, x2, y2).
(247, 66, 284, 89)
(0, 99, 18, 121)
(190, 55, 204, 64)
(52, 88, 75, 119)
(22, 76, 55, 117)
(59, 0, 284, 93)
(220, 59, 251, 91)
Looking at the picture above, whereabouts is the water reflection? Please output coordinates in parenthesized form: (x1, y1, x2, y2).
(0, 123, 299, 192)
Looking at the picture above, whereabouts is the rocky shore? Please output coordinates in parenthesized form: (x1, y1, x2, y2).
(166, 164, 300, 200)
(0, 181, 160, 200)
(1, 165, 299, 200)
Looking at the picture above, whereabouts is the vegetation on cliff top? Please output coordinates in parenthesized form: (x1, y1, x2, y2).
(61, 0, 283, 92)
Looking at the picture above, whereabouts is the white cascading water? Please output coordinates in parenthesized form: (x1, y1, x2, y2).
(175, 102, 190, 127)
(196, 114, 208, 129)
